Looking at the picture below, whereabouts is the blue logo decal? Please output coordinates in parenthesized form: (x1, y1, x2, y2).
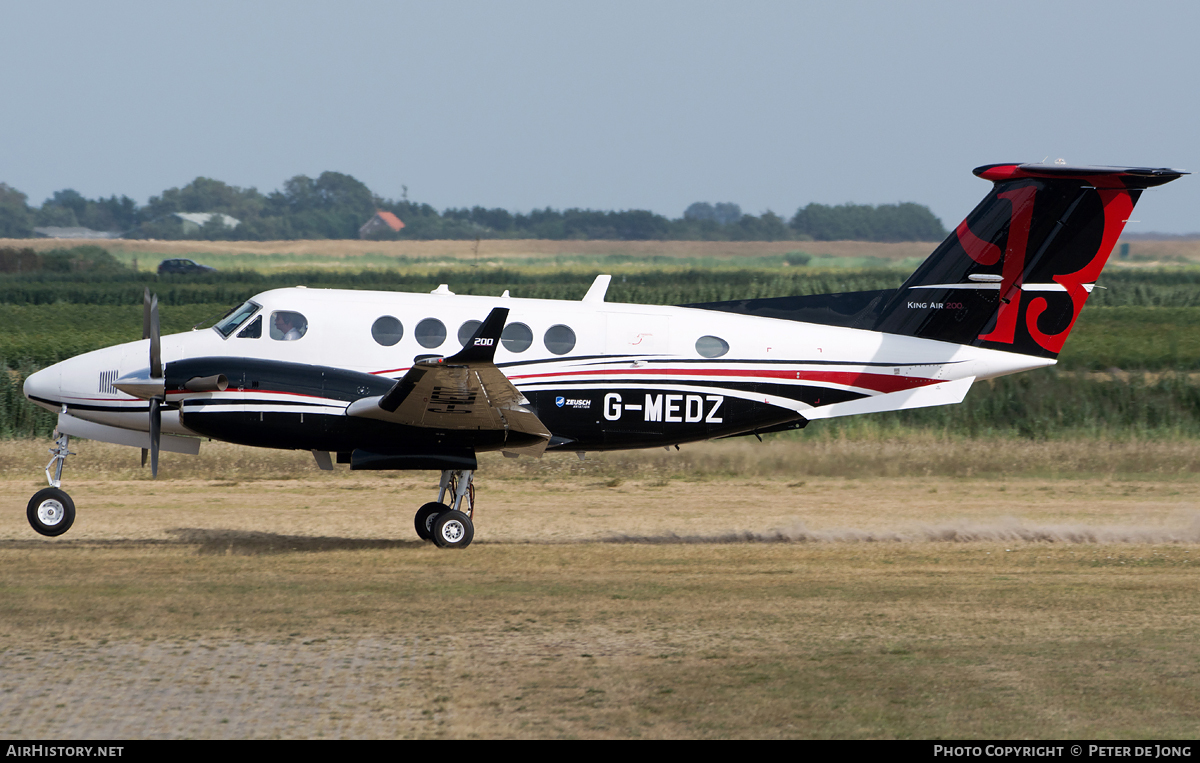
(555, 396, 565, 407)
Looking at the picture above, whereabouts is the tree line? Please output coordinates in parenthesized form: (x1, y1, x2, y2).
(0, 174, 947, 242)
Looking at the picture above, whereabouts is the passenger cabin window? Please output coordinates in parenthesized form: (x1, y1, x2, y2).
(237, 315, 262, 339)
(457, 320, 482, 346)
(544, 324, 576, 355)
(501, 322, 533, 353)
(371, 316, 404, 346)
(695, 335, 729, 358)
(270, 311, 308, 341)
(415, 318, 447, 348)
(213, 301, 260, 338)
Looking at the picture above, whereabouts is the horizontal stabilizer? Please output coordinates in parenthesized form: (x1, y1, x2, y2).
(802, 376, 975, 421)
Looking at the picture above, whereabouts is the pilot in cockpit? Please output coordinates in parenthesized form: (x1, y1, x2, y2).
(272, 311, 307, 341)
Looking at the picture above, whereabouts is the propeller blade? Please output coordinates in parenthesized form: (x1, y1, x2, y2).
(149, 294, 162, 379)
(142, 288, 152, 340)
(149, 398, 160, 478)
(142, 289, 164, 477)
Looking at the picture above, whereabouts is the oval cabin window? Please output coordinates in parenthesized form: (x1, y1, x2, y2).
(415, 318, 447, 348)
(457, 320, 482, 346)
(544, 324, 576, 355)
(371, 316, 404, 346)
(501, 322, 533, 353)
(695, 335, 729, 358)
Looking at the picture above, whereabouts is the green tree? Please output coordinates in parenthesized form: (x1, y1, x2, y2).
(790, 202, 946, 241)
(144, 177, 266, 222)
(730, 211, 793, 241)
(280, 175, 320, 212)
(85, 195, 140, 233)
(0, 184, 34, 238)
(35, 204, 79, 228)
(43, 189, 88, 222)
(314, 171, 374, 217)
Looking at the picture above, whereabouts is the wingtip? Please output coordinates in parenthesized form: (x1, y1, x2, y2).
(444, 306, 510, 364)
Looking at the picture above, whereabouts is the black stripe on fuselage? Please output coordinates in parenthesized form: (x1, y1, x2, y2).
(167, 357, 395, 403)
(178, 396, 346, 410)
(517, 378, 867, 407)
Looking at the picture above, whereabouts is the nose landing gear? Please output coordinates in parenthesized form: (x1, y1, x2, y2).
(28, 432, 75, 537)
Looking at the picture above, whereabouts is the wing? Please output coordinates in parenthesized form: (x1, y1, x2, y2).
(345, 307, 551, 456)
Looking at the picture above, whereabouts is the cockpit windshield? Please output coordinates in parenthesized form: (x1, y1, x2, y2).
(213, 301, 261, 338)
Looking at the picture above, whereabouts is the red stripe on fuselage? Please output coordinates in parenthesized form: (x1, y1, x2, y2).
(507, 367, 939, 394)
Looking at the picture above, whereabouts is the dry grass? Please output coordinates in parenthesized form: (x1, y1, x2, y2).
(2, 436, 1200, 738)
(1122, 239, 1200, 265)
(0, 237, 936, 263)
(4, 436, 1200, 486)
(8, 236, 1200, 266)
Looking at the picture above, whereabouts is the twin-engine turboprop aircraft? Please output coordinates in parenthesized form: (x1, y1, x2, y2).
(22, 162, 1185, 547)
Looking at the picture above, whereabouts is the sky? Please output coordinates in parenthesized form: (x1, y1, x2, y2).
(2, 1, 1198, 232)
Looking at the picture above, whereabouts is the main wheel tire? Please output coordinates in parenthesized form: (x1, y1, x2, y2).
(27, 487, 75, 537)
(415, 502, 446, 541)
(431, 510, 474, 549)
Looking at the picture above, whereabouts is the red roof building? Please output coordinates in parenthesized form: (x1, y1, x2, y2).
(359, 210, 405, 239)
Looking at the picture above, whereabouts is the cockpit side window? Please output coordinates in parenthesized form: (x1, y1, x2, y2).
(270, 311, 308, 341)
(214, 301, 261, 338)
(237, 315, 262, 339)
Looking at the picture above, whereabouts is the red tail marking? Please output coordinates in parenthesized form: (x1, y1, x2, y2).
(956, 185, 1038, 344)
(1025, 188, 1133, 353)
(956, 218, 1002, 265)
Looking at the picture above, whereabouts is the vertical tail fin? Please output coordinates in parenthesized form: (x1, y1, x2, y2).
(873, 163, 1185, 357)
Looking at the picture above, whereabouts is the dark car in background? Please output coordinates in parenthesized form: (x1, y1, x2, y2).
(158, 258, 217, 275)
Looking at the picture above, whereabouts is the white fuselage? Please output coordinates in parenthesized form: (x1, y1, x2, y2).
(24, 285, 1054, 444)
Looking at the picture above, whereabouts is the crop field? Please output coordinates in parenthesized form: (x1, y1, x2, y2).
(6, 236, 1200, 270)
(2, 242, 1200, 738)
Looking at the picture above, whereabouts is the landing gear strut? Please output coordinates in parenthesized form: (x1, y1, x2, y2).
(27, 432, 75, 537)
(413, 469, 476, 548)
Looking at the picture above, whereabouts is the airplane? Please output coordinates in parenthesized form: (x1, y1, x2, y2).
(20, 162, 1186, 548)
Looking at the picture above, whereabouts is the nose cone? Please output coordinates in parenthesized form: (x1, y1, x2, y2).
(23, 365, 63, 412)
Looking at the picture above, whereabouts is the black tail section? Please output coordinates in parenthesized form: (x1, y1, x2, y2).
(873, 163, 1184, 357)
(685, 163, 1185, 358)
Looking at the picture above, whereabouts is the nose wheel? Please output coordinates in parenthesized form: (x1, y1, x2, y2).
(27, 431, 76, 537)
(27, 488, 75, 537)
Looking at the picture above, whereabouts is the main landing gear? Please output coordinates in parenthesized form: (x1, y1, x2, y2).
(27, 432, 75, 537)
(414, 469, 476, 549)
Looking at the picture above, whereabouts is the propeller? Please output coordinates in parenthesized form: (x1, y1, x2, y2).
(113, 289, 167, 476)
(141, 288, 163, 477)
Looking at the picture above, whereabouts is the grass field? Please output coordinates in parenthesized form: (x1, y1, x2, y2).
(2, 439, 1200, 738)
(3, 241, 1199, 738)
